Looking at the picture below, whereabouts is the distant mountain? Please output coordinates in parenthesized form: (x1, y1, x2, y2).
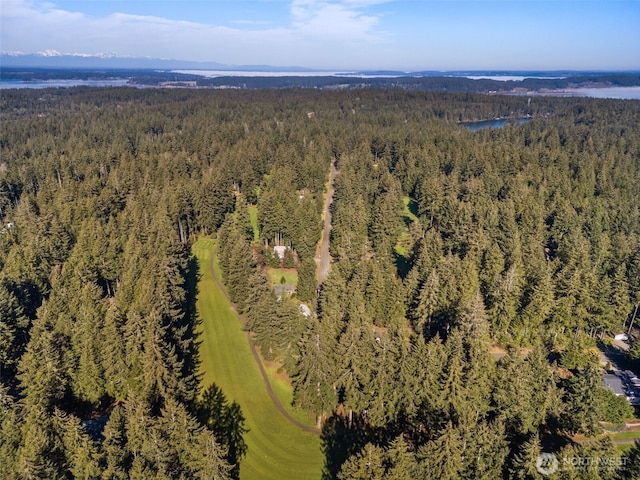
(0, 52, 229, 70)
(0, 52, 317, 72)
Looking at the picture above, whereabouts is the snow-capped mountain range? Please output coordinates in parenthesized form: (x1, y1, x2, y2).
(0, 51, 311, 72)
(3, 50, 118, 58)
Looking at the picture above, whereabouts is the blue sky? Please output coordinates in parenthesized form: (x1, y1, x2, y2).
(2, 0, 639, 70)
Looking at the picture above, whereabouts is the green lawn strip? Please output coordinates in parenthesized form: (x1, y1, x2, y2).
(193, 238, 322, 480)
(248, 205, 260, 242)
(610, 430, 640, 441)
(394, 230, 412, 257)
(616, 443, 635, 453)
(394, 196, 418, 257)
(260, 357, 317, 427)
(402, 196, 419, 222)
(265, 267, 298, 287)
(212, 254, 311, 428)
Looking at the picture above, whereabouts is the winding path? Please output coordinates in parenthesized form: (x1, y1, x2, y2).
(315, 158, 337, 285)
(208, 246, 321, 436)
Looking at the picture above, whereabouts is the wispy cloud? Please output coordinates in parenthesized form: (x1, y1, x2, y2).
(1, 0, 394, 68)
(291, 0, 387, 42)
(2, 1, 637, 72)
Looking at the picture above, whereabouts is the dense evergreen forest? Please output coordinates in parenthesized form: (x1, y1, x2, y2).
(1, 87, 640, 479)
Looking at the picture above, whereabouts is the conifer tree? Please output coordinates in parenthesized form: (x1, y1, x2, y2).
(101, 307, 128, 400)
(296, 257, 317, 303)
(442, 330, 467, 421)
(560, 366, 605, 437)
(385, 435, 420, 480)
(417, 422, 464, 480)
(0, 384, 21, 479)
(15, 405, 61, 480)
(509, 433, 545, 480)
(411, 269, 440, 337)
(51, 408, 102, 479)
(620, 440, 640, 479)
(101, 404, 130, 480)
(336, 290, 377, 417)
(197, 384, 247, 480)
(72, 283, 107, 403)
(293, 318, 338, 419)
(337, 443, 385, 480)
(459, 420, 508, 480)
(488, 265, 523, 337)
(18, 316, 70, 410)
(0, 282, 27, 379)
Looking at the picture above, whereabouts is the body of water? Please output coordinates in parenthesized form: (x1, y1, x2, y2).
(464, 75, 566, 81)
(569, 86, 640, 100)
(0, 79, 130, 89)
(173, 69, 350, 78)
(461, 118, 531, 131)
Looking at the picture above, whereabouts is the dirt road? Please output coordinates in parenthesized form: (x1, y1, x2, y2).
(315, 158, 337, 285)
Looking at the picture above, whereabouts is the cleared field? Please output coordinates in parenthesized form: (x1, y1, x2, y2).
(265, 267, 298, 287)
(402, 196, 419, 222)
(610, 430, 640, 441)
(394, 196, 419, 257)
(248, 205, 260, 242)
(192, 238, 323, 480)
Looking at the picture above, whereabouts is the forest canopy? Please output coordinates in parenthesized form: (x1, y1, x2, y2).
(1, 87, 640, 479)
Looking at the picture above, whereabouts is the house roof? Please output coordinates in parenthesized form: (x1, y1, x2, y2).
(603, 373, 625, 396)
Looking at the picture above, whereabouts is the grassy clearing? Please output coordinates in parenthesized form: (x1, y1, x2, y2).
(394, 196, 419, 257)
(402, 196, 419, 222)
(610, 430, 640, 441)
(248, 205, 260, 242)
(265, 267, 298, 287)
(616, 443, 634, 453)
(394, 230, 412, 257)
(260, 357, 318, 426)
(193, 238, 322, 480)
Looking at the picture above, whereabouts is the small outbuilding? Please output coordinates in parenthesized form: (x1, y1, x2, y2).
(274, 246, 287, 261)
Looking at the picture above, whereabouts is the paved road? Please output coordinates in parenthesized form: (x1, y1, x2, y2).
(599, 340, 630, 370)
(208, 246, 321, 436)
(315, 158, 337, 285)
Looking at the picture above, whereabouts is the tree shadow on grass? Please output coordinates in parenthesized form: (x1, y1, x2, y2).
(320, 412, 391, 480)
(197, 383, 248, 480)
(321, 414, 368, 480)
(394, 251, 412, 279)
(183, 254, 203, 387)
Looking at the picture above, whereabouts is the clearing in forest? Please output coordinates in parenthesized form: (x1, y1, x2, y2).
(193, 238, 323, 480)
(394, 196, 419, 257)
(248, 204, 260, 242)
(265, 267, 298, 287)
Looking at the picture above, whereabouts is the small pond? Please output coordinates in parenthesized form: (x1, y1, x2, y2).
(461, 117, 531, 131)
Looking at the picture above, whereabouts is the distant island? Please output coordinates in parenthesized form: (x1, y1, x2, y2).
(1, 56, 640, 95)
